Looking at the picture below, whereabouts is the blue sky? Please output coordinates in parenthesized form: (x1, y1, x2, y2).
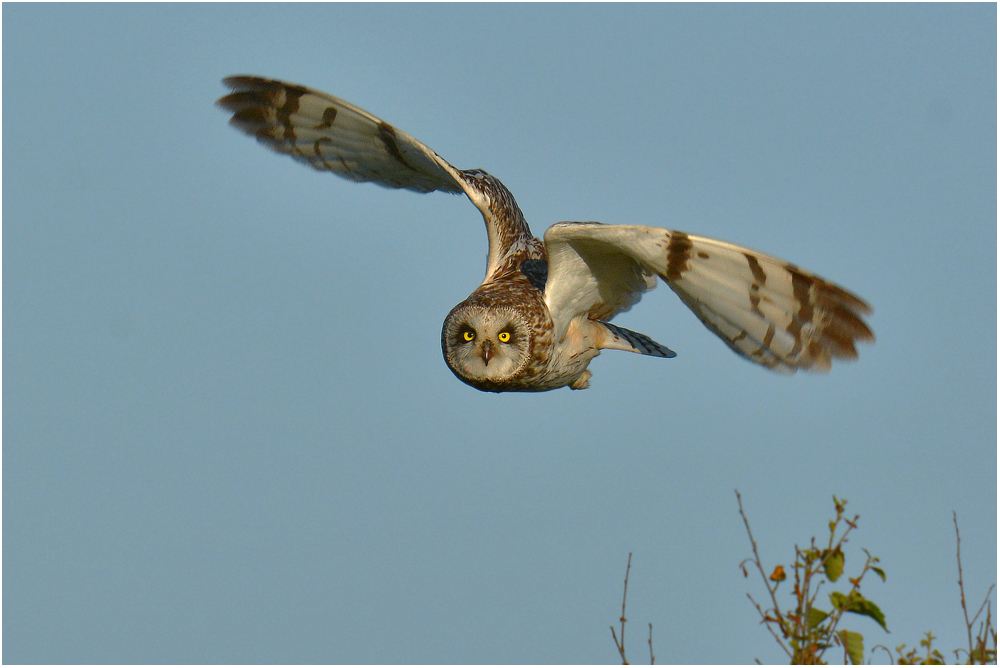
(4, 4, 995, 664)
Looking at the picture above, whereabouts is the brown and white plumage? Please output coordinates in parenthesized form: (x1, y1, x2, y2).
(217, 75, 874, 392)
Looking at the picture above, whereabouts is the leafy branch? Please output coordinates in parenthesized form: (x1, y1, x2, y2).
(874, 513, 996, 665)
(737, 491, 886, 664)
(739, 491, 996, 665)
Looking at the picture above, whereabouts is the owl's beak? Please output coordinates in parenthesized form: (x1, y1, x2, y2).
(480, 339, 495, 365)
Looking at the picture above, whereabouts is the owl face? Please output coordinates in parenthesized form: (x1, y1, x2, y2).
(441, 303, 532, 389)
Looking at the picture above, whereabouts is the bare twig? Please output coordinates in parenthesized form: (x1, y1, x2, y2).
(621, 552, 631, 650)
(610, 553, 633, 664)
(979, 600, 998, 665)
(954, 511, 997, 664)
(957, 511, 974, 655)
(972, 587, 997, 635)
(736, 490, 792, 659)
(747, 592, 789, 653)
(610, 627, 624, 664)
(870, 643, 895, 663)
(648, 622, 655, 664)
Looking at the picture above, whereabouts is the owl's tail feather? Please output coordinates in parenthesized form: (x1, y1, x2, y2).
(597, 321, 676, 358)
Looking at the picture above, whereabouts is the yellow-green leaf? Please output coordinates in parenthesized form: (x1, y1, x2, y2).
(823, 548, 844, 582)
(830, 591, 888, 631)
(839, 629, 864, 665)
(808, 608, 829, 630)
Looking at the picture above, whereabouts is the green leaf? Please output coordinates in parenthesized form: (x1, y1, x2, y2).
(871, 566, 886, 582)
(823, 548, 844, 582)
(808, 608, 829, 630)
(838, 629, 864, 665)
(830, 591, 888, 631)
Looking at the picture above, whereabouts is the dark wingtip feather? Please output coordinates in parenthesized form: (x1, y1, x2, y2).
(221, 75, 270, 90)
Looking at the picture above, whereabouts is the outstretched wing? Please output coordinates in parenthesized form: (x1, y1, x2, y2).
(218, 75, 465, 194)
(217, 76, 535, 277)
(543, 222, 874, 373)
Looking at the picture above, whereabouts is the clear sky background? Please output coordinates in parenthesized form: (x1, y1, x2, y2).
(4, 4, 996, 664)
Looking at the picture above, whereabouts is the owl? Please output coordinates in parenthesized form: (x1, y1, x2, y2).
(217, 76, 874, 392)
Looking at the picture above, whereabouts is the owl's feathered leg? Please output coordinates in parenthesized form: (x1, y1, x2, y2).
(569, 370, 592, 390)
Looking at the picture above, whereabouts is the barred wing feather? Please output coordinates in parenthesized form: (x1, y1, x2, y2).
(543, 223, 873, 373)
(217, 76, 535, 279)
(218, 76, 465, 195)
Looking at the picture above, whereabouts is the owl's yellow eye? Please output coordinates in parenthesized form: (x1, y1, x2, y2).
(498, 331, 511, 343)
(462, 330, 475, 342)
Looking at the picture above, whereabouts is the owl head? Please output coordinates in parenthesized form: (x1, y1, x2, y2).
(441, 301, 533, 391)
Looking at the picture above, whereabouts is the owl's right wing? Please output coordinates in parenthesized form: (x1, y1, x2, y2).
(543, 222, 874, 373)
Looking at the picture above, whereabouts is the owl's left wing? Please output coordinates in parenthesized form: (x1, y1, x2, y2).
(543, 222, 874, 373)
(218, 76, 466, 194)
(217, 76, 536, 278)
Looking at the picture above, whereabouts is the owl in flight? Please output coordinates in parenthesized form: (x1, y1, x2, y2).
(217, 76, 874, 392)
